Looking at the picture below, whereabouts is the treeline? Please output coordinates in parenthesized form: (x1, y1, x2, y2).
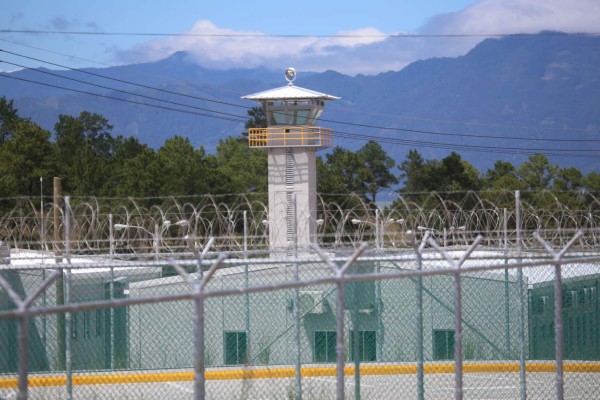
(0, 98, 267, 199)
(1, 97, 599, 208)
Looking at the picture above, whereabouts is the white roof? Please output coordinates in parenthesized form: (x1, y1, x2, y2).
(242, 84, 340, 101)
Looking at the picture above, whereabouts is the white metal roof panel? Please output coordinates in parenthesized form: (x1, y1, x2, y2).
(242, 85, 340, 101)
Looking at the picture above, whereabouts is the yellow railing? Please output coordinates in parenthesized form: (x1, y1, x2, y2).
(248, 126, 333, 149)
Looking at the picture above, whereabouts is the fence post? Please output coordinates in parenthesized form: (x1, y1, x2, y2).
(534, 231, 582, 400)
(64, 196, 73, 400)
(53, 177, 66, 372)
(291, 193, 302, 400)
(426, 234, 483, 400)
(414, 231, 429, 400)
(352, 293, 361, 400)
(314, 243, 368, 400)
(186, 237, 223, 400)
(243, 211, 250, 370)
(515, 190, 527, 400)
(503, 208, 511, 357)
(53, 177, 62, 263)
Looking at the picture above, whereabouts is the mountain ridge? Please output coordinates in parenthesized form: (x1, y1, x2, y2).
(1, 33, 599, 173)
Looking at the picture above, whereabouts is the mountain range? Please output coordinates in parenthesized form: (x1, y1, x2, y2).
(1, 32, 599, 173)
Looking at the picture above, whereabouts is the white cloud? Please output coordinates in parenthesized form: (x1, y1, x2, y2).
(420, 0, 600, 35)
(116, 0, 600, 75)
(116, 20, 391, 74)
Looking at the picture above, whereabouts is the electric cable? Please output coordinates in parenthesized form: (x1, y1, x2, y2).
(0, 74, 245, 123)
(2, 30, 598, 38)
(1, 72, 597, 158)
(0, 59, 245, 119)
(0, 48, 247, 109)
(3, 48, 598, 143)
(2, 49, 599, 157)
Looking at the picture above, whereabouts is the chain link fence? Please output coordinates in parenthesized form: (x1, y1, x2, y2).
(1, 192, 600, 399)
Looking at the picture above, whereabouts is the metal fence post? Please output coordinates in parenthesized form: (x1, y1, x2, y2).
(503, 208, 511, 357)
(553, 261, 565, 400)
(291, 194, 302, 400)
(182, 236, 224, 400)
(64, 196, 73, 400)
(190, 238, 208, 400)
(515, 190, 527, 400)
(414, 231, 429, 400)
(375, 208, 380, 251)
(153, 223, 159, 261)
(534, 230, 583, 400)
(427, 234, 483, 400)
(243, 211, 250, 369)
(108, 213, 115, 370)
(375, 208, 383, 362)
(314, 243, 368, 400)
(0, 261, 61, 400)
(352, 293, 361, 400)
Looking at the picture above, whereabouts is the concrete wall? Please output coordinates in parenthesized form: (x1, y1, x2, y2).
(267, 148, 318, 253)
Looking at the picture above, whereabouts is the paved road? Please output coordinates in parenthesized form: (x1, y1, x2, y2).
(1, 371, 598, 399)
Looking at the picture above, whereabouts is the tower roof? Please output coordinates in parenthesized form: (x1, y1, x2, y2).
(242, 85, 340, 101)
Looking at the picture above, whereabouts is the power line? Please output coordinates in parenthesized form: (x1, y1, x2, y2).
(333, 131, 598, 158)
(330, 104, 599, 133)
(2, 50, 599, 158)
(3, 47, 598, 143)
(2, 70, 599, 158)
(0, 48, 247, 109)
(2, 71, 597, 159)
(2, 29, 599, 38)
(320, 117, 600, 143)
(3, 38, 598, 139)
(0, 59, 245, 120)
(0, 74, 246, 123)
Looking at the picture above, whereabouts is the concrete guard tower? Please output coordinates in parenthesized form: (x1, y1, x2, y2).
(242, 68, 339, 254)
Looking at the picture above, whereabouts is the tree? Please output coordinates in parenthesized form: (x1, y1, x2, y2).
(485, 160, 524, 190)
(356, 140, 399, 203)
(242, 106, 267, 136)
(316, 155, 350, 195)
(585, 172, 600, 192)
(320, 146, 364, 194)
(553, 167, 584, 191)
(113, 147, 161, 197)
(0, 97, 20, 144)
(152, 135, 209, 196)
(208, 136, 267, 194)
(517, 153, 558, 191)
(397, 149, 435, 195)
(0, 119, 54, 197)
(439, 152, 483, 192)
(53, 112, 116, 195)
(396, 150, 483, 205)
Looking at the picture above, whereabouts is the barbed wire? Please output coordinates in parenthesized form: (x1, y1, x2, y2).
(1, 191, 599, 256)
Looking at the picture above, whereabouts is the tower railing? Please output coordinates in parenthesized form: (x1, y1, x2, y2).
(248, 127, 333, 149)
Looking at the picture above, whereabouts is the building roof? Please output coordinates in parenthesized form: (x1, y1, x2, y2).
(242, 84, 340, 101)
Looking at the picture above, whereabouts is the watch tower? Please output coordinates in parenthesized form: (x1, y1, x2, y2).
(242, 68, 339, 253)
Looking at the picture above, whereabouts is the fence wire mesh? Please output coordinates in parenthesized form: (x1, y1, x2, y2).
(1, 192, 600, 400)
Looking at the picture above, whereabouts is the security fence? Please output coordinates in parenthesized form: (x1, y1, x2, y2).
(1, 192, 600, 399)
(1, 190, 600, 256)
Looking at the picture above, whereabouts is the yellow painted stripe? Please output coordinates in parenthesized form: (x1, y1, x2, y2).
(1, 362, 599, 389)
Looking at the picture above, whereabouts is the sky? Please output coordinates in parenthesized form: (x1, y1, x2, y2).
(1, 0, 599, 75)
